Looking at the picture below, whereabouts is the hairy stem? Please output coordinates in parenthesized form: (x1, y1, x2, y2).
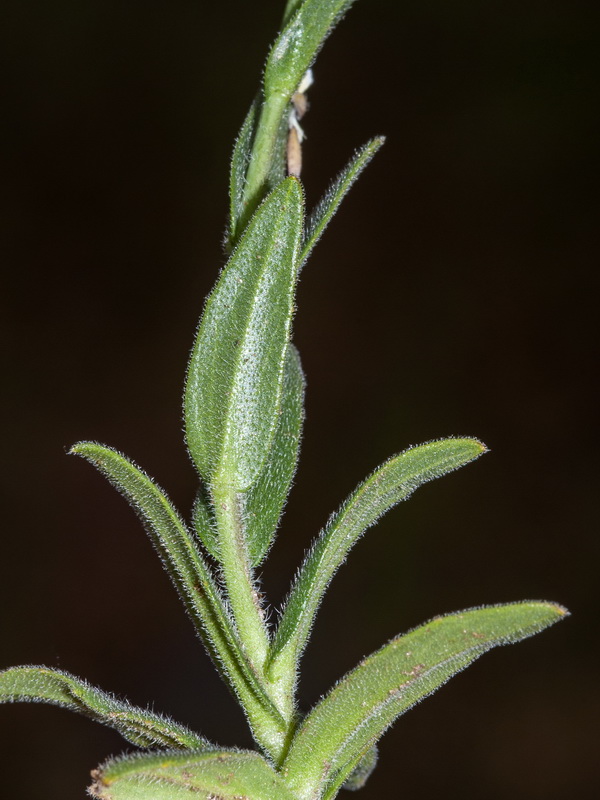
(239, 95, 288, 233)
(212, 483, 271, 684)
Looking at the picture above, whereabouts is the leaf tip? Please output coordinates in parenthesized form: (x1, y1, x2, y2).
(68, 440, 97, 459)
(549, 602, 570, 619)
(285, 173, 305, 200)
(475, 438, 489, 455)
(452, 436, 489, 461)
(88, 768, 108, 797)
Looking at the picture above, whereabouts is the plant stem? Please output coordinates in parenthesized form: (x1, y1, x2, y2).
(212, 482, 271, 682)
(237, 0, 306, 232)
(211, 481, 298, 759)
(239, 94, 288, 233)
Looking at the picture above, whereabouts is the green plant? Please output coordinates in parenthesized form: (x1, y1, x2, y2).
(0, 1, 567, 798)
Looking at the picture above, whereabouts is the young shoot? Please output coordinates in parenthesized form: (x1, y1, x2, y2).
(1, 1, 567, 798)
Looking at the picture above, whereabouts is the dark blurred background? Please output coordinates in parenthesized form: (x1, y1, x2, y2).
(1, 0, 598, 797)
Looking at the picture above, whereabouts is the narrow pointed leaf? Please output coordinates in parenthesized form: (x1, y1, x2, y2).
(90, 749, 300, 800)
(0, 667, 208, 750)
(70, 442, 287, 756)
(185, 176, 304, 492)
(269, 438, 486, 682)
(242, 344, 305, 566)
(264, 0, 357, 102)
(301, 137, 385, 267)
(228, 97, 259, 247)
(282, 602, 568, 800)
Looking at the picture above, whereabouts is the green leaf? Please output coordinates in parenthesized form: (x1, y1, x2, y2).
(269, 438, 487, 686)
(264, 0, 357, 101)
(229, 97, 260, 247)
(242, 344, 305, 566)
(240, 0, 360, 229)
(0, 667, 208, 750)
(89, 749, 300, 800)
(300, 137, 385, 267)
(227, 97, 290, 264)
(199, 345, 304, 567)
(282, 602, 568, 800)
(70, 442, 287, 758)
(185, 176, 304, 492)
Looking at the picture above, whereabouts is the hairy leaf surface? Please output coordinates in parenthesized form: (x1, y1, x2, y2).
(193, 345, 304, 567)
(242, 344, 305, 566)
(265, 0, 357, 101)
(229, 97, 259, 246)
(185, 177, 304, 492)
(269, 438, 486, 682)
(0, 667, 208, 750)
(240, 0, 361, 231)
(301, 138, 385, 267)
(283, 602, 568, 800)
(70, 442, 286, 754)
(89, 749, 299, 800)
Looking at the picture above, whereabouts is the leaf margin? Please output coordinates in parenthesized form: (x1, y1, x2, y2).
(282, 601, 569, 800)
(89, 748, 300, 800)
(268, 437, 488, 685)
(185, 175, 304, 493)
(0, 665, 209, 750)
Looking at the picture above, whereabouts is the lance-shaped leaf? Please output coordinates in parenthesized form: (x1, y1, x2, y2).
(0, 667, 208, 750)
(300, 138, 385, 268)
(282, 602, 568, 800)
(185, 176, 304, 492)
(228, 97, 259, 247)
(70, 442, 287, 756)
(242, 343, 305, 566)
(269, 438, 486, 684)
(89, 749, 300, 800)
(264, 0, 357, 102)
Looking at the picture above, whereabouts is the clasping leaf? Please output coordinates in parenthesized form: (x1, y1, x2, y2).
(185, 177, 304, 492)
(192, 344, 304, 567)
(90, 749, 300, 800)
(242, 343, 305, 566)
